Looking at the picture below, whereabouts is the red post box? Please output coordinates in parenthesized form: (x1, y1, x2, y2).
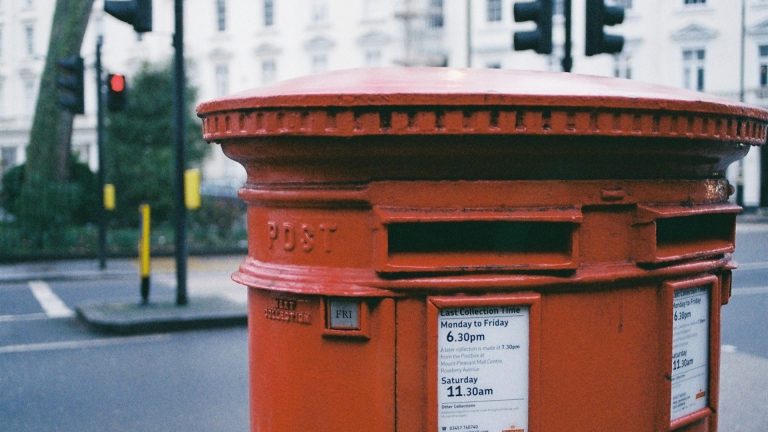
(197, 68, 768, 432)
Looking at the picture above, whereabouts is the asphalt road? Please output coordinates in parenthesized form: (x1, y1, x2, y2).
(723, 224, 768, 359)
(718, 223, 768, 432)
(0, 272, 249, 432)
(0, 225, 766, 431)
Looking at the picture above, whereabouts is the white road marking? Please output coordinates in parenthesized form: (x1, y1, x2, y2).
(731, 286, 768, 296)
(0, 313, 49, 323)
(0, 334, 171, 355)
(721, 345, 738, 353)
(27, 280, 74, 318)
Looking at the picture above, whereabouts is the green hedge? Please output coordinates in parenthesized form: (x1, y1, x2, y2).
(0, 196, 247, 262)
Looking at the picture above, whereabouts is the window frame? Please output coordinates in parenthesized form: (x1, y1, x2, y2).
(263, 0, 274, 27)
(486, 0, 502, 23)
(215, 0, 227, 32)
(682, 48, 706, 91)
(214, 63, 229, 97)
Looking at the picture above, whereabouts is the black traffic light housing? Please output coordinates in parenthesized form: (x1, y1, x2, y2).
(56, 55, 85, 114)
(107, 73, 127, 112)
(513, 0, 553, 54)
(585, 0, 624, 56)
(104, 0, 152, 33)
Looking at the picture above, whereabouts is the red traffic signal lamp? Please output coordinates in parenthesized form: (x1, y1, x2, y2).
(513, 0, 553, 55)
(104, 0, 152, 33)
(585, 0, 624, 56)
(56, 55, 85, 114)
(107, 73, 127, 112)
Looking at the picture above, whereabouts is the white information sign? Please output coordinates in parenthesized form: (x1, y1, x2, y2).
(437, 306, 529, 432)
(671, 286, 710, 421)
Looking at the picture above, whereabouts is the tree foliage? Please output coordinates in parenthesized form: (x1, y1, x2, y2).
(106, 61, 208, 226)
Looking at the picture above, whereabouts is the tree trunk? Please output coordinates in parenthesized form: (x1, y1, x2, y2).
(20, 0, 94, 247)
(25, 0, 94, 184)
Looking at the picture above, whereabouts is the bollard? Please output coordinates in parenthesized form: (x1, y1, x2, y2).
(197, 68, 768, 432)
(184, 168, 201, 210)
(138, 203, 151, 304)
(103, 184, 116, 211)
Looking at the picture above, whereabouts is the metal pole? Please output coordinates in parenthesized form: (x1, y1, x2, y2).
(739, 0, 746, 103)
(96, 35, 107, 270)
(737, 0, 746, 207)
(561, 0, 573, 72)
(173, 0, 188, 305)
(466, 0, 472, 67)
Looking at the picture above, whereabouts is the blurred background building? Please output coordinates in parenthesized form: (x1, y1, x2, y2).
(1, 0, 765, 206)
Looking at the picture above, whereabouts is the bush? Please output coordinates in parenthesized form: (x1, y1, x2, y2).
(1, 159, 100, 250)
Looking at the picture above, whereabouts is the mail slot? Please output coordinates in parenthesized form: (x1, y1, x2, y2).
(197, 68, 768, 432)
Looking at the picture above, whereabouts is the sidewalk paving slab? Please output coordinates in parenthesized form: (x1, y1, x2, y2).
(76, 296, 246, 335)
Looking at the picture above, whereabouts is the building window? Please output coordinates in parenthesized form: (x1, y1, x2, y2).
(311, 53, 327, 73)
(683, 0, 705, 4)
(261, 59, 276, 84)
(682, 48, 705, 91)
(760, 45, 768, 88)
(24, 23, 34, 56)
(487, 0, 502, 22)
(429, 0, 444, 28)
(365, 48, 382, 67)
(264, 0, 274, 27)
(216, 0, 227, 32)
(23, 78, 35, 115)
(554, 0, 564, 16)
(613, 54, 632, 79)
(311, 0, 328, 25)
(215, 64, 229, 96)
(1, 146, 17, 178)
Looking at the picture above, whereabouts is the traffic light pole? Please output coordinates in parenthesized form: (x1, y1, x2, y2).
(173, 0, 188, 306)
(561, 0, 572, 72)
(96, 35, 108, 270)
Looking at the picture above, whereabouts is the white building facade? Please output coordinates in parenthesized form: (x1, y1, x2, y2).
(1, 0, 765, 206)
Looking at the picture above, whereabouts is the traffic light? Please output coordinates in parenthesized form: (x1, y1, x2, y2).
(107, 73, 127, 112)
(56, 56, 85, 114)
(585, 0, 624, 56)
(513, 0, 552, 54)
(104, 0, 152, 33)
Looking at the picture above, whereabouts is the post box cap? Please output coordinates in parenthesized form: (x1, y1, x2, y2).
(197, 67, 768, 144)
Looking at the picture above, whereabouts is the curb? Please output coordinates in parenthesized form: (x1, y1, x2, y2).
(76, 297, 247, 335)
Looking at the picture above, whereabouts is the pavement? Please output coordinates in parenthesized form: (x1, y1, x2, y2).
(736, 207, 768, 224)
(0, 255, 247, 335)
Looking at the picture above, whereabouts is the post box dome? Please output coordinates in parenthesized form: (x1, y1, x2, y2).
(197, 67, 768, 144)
